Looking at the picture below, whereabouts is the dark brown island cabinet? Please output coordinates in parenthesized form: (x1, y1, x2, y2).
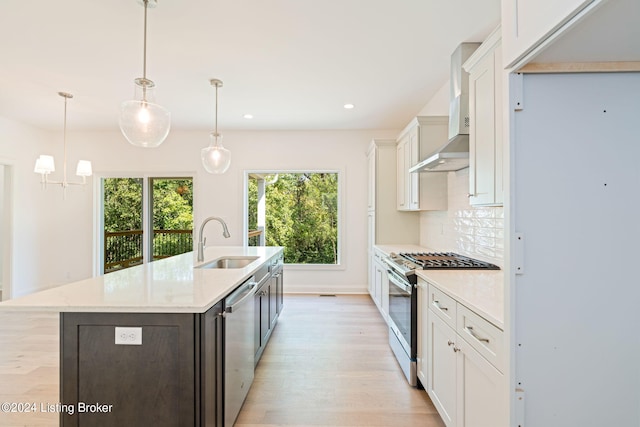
(59, 253, 284, 427)
(254, 256, 283, 365)
(60, 302, 224, 427)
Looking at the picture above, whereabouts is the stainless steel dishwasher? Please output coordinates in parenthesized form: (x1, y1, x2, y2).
(224, 276, 257, 427)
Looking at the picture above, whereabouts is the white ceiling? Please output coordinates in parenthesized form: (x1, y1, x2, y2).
(0, 0, 500, 132)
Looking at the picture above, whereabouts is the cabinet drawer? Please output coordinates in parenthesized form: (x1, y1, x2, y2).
(429, 285, 457, 328)
(457, 304, 505, 373)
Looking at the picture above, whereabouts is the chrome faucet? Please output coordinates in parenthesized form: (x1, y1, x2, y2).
(197, 216, 231, 262)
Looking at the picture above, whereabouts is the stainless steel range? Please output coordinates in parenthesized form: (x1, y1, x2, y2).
(384, 251, 500, 386)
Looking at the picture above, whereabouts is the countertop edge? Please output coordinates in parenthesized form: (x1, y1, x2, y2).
(0, 247, 284, 314)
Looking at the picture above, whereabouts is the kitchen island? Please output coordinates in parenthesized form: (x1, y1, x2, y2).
(0, 246, 284, 427)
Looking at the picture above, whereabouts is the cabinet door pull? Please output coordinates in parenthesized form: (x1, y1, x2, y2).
(466, 326, 490, 343)
(447, 340, 455, 347)
(453, 346, 462, 353)
(433, 300, 448, 311)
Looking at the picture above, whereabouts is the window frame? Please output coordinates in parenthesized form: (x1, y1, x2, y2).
(243, 169, 345, 270)
(93, 172, 194, 276)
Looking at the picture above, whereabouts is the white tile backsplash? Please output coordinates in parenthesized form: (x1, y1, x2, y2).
(420, 168, 504, 267)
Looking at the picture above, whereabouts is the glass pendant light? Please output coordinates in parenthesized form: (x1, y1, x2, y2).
(119, 0, 170, 148)
(201, 79, 231, 174)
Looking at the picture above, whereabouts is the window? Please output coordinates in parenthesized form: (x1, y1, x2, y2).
(247, 172, 339, 265)
(101, 176, 193, 274)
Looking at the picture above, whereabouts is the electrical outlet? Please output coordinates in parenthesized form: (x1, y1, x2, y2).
(115, 327, 142, 345)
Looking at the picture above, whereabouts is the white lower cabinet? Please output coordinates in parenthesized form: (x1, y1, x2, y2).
(456, 338, 505, 427)
(369, 248, 389, 321)
(427, 309, 458, 426)
(422, 279, 506, 427)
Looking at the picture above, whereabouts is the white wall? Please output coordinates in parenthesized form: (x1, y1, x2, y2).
(0, 164, 4, 297)
(417, 81, 450, 116)
(0, 117, 398, 296)
(416, 80, 504, 266)
(0, 117, 92, 297)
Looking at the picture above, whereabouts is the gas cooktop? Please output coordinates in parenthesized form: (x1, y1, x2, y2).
(398, 252, 500, 270)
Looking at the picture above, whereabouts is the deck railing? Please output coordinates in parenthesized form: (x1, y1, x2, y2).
(105, 229, 193, 273)
(106, 229, 266, 273)
(248, 228, 263, 246)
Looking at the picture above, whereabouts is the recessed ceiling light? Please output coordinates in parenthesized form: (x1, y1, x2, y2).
(243, 114, 253, 119)
(343, 103, 355, 109)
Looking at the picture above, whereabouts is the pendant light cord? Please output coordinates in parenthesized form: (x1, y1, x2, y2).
(62, 94, 68, 183)
(209, 79, 223, 148)
(214, 83, 219, 138)
(141, 0, 149, 101)
(142, 0, 148, 80)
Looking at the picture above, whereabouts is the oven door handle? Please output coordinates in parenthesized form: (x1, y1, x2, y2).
(387, 269, 412, 293)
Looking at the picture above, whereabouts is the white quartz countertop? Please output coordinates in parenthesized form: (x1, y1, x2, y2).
(374, 244, 504, 329)
(415, 269, 503, 329)
(0, 246, 283, 313)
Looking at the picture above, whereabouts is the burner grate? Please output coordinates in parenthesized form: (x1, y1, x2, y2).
(399, 252, 500, 270)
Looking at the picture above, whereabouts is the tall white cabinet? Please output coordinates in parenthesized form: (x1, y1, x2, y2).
(367, 139, 419, 319)
(511, 71, 640, 427)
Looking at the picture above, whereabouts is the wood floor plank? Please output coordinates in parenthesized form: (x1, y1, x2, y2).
(235, 295, 445, 427)
(0, 311, 59, 427)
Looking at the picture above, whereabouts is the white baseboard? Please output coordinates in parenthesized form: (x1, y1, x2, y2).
(282, 283, 367, 295)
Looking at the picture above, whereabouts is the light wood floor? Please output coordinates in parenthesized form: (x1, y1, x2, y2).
(235, 295, 445, 427)
(0, 295, 444, 427)
(0, 310, 60, 426)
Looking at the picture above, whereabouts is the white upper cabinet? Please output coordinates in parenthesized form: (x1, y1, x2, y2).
(502, 0, 601, 68)
(368, 139, 419, 245)
(464, 27, 504, 207)
(396, 117, 448, 212)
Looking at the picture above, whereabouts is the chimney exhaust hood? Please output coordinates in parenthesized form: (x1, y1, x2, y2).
(410, 42, 480, 173)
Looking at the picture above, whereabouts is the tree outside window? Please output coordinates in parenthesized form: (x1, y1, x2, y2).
(248, 172, 338, 265)
(103, 177, 193, 273)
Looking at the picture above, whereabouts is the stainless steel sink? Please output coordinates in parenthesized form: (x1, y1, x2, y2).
(196, 256, 259, 269)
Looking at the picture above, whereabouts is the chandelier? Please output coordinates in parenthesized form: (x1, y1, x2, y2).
(34, 92, 92, 197)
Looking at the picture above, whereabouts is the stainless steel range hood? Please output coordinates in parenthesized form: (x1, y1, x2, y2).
(410, 42, 480, 173)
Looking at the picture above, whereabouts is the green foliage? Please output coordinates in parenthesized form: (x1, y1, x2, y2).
(103, 177, 194, 272)
(103, 178, 143, 232)
(249, 173, 338, 264)
(248, 179, 258, 230)
(151, 178, 194, 230)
